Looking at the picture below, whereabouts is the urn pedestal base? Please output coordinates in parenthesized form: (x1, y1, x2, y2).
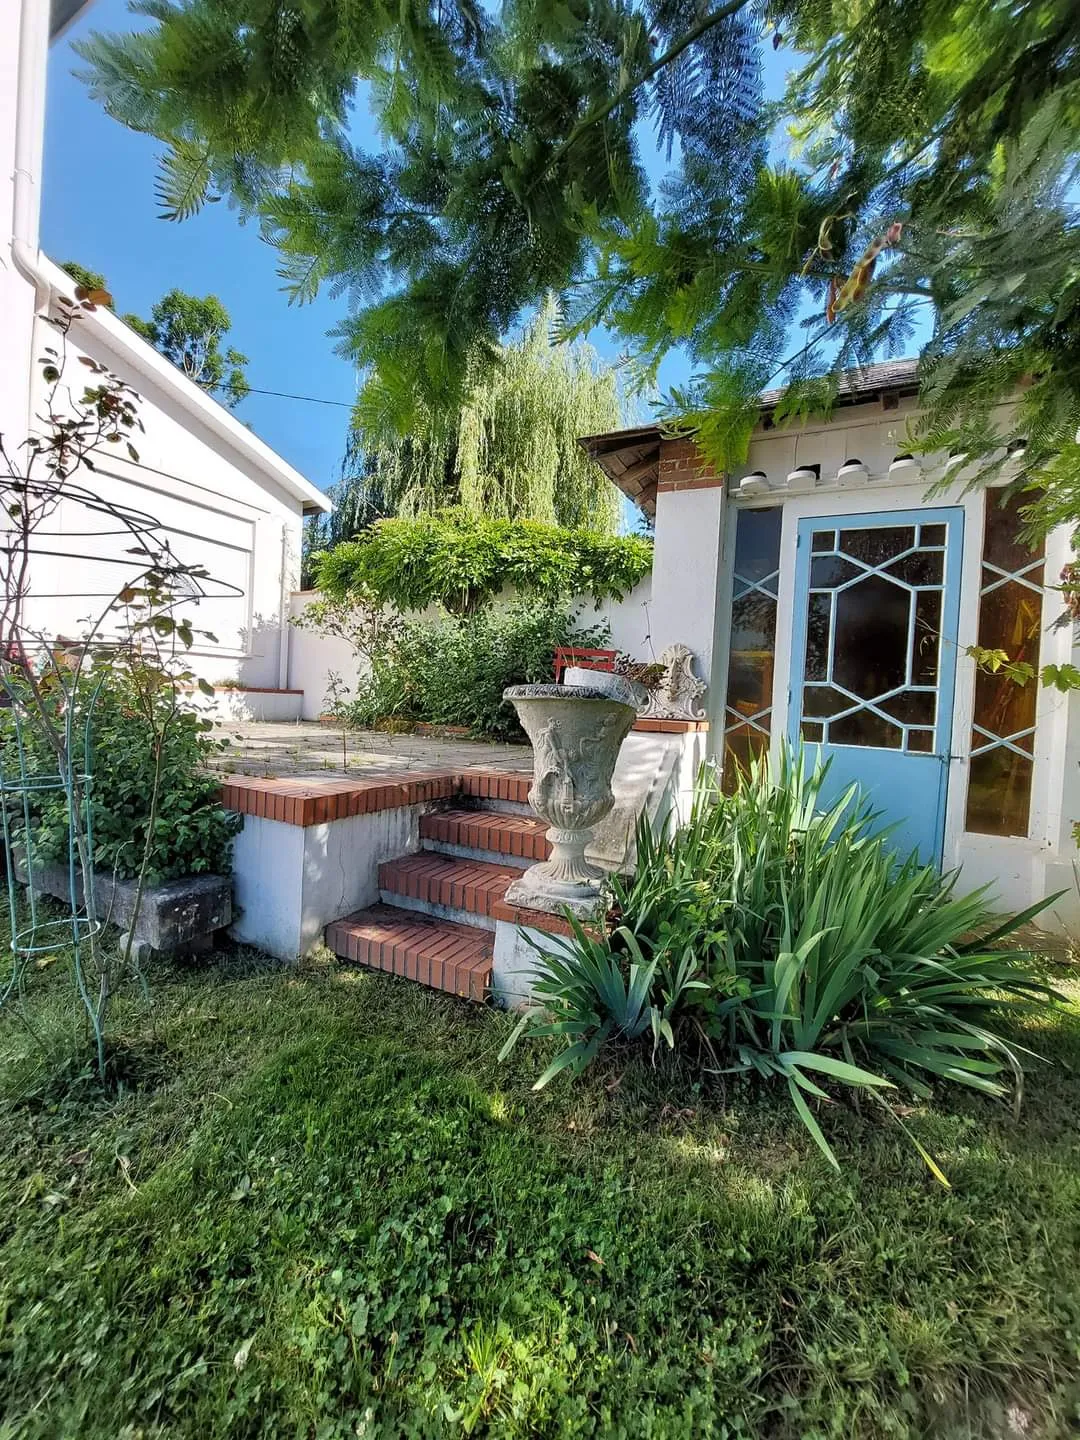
(503, 867, 606, 922)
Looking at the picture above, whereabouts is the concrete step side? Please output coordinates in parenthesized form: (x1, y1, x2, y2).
(378, 889, 496, 931)
(377, 853, 520, 931)
(420, 838, 531, 869)
(419, 808, 550, 866)
(456, 771, 533, 808)
(325, 903, 492, 1001)
(463, 797, 536, 819)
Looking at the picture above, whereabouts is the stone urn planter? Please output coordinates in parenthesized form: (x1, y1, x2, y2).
(502, 677, 641, 918)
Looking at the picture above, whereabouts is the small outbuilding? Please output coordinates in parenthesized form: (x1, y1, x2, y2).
(3, 0, 333, 720)
(582, 361, 1079, 932)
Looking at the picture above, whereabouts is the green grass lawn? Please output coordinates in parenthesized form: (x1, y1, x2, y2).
(1, 948, 1078, 1439)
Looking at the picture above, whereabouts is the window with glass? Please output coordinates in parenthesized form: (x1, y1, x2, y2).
(964, 491, 1045, 836)
(798, 521, 948, 753)
(722, 507, 781, 790)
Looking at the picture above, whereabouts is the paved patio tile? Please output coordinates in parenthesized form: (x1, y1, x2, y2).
(209, 721, 532, 782)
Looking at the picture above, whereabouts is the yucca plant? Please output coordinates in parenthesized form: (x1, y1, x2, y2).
(502, 744, 1061, 1180)
(704, 748, 1061, 1176)
(498, 919, 701, 1089)
(499, 798, 725, 1086)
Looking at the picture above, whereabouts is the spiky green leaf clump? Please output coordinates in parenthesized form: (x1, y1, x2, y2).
(504, 745, 1060, 1179)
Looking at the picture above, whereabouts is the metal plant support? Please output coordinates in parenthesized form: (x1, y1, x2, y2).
(0, 281, 243, 1080)
(0, 678, 104, 1026)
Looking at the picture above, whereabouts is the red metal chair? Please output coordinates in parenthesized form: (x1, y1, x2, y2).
(553, 646, 618, 683)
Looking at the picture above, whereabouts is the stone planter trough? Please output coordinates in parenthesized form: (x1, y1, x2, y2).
(13, 850, 231, 961)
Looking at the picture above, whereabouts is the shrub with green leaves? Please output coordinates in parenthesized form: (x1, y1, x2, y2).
(348, 599, 609, 741)
(7, 669, 241, 884)
(314, 509, 652, 615)
(505, 746, 1060, 1177)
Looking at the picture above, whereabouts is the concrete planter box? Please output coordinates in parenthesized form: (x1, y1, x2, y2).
(14, 851, 232, 959)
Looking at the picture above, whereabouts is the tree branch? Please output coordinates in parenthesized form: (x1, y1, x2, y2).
(534, 0, 756, 190)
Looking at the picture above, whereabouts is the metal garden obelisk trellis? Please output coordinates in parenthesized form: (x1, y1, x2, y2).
(0, 676, 103, 1024)
(0, 280, 237, 1078)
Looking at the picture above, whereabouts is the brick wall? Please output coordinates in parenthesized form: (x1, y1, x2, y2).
(656, 437, 725, 495)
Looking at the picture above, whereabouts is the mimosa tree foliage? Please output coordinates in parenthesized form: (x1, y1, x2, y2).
(78, 0, 1080, 536)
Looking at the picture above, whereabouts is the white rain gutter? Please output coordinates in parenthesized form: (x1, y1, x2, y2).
(9, 0, 332, 517)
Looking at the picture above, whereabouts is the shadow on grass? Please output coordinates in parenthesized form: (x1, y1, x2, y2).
(0, 951, 1078, 1438)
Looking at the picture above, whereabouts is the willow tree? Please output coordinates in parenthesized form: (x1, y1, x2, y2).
(310, 301, 623, 557)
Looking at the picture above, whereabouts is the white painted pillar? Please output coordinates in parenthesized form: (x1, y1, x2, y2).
(645, 439, 727, 729)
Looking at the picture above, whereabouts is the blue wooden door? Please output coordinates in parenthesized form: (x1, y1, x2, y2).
(788, 508, 964, 865)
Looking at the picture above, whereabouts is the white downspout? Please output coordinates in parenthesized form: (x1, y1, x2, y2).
(278, 522, 291, 691)
(11, 0, 52, 304)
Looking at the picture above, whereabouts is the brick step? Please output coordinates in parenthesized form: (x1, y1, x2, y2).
(419, 807, 550, 868)
(378, 853, 519, 930)
(457, 770, 533, 807)
(325, 904, 491, 1001)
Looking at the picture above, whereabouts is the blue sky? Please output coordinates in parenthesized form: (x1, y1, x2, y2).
(43, 2, 798, 494)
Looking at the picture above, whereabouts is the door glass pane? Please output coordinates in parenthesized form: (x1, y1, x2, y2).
(811, 529, 835, 552)
(877, 691, 936, 726)
(833, 577, 909, 695)
(804, 593, 831, 682)
(811, 555, 861, 588)
(803, 684, 852, 718)
(830, 709, 903, 748)
(799, 517, 950, 752)
(839, 527, 914, 564)
(884, 551, 944, 586)
(913, 591, 942, 685)
(723, 508, 782, 791)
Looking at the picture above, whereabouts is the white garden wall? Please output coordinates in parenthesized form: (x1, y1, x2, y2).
(288, 593, 360, 718)
(287, 574, 655, 720)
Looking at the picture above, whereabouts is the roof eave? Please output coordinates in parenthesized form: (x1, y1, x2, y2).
(582, 360, 923, 515)
(50, 0, 96, 42)
(37, 256, 333, 515)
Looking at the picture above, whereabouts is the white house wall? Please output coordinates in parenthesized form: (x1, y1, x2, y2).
(650, 484, 726, 718)
(20, 310, 305, 689)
